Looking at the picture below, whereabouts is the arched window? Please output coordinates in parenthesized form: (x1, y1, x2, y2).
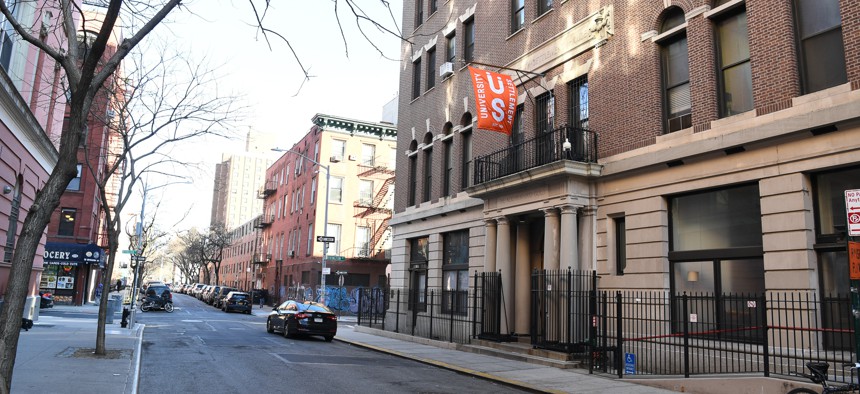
(659, 7, 691, 133)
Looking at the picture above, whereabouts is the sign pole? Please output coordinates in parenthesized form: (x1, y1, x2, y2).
(844, 189, 860, 363)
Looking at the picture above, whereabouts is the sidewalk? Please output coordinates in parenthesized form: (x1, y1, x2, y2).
(250, 305, 672, 394)
(12, 302, 142, 394)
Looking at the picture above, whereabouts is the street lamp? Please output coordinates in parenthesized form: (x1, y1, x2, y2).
(128, 179, 189, 329)
(272, 147, 332, 305)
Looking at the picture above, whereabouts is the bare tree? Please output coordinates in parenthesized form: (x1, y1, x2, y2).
(87, 44, 240, 354)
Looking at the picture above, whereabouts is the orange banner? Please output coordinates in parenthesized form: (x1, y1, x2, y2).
(469, 67, 517, 135)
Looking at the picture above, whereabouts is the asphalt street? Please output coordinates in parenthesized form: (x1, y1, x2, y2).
(136, 293, 528, 394)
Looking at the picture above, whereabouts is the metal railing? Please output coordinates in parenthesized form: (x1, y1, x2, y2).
(473, 125, 598, 185)
(590, 290, 855, 382)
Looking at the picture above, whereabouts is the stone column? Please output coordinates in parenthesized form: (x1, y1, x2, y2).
(484, 219, 497, 273)
(515, 219, 531, 335)
(579, 207, 596, 271)
(559, 205, 579, 270)
(542, 208, 560, 272)
(496, 217, 514, 334)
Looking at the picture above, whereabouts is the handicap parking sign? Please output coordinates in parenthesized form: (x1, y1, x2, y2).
(624, 353, 636, 375)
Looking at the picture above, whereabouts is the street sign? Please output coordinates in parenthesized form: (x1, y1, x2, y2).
(335, 271, 348, 275)
(316, 236, 336, 243)
(846, 189, 860, 236)
(624, 353, 636, 375)
(850, 242, 860, 280)
(322, 267, 331, 275)
(121, 250, 136, 255)
(326, 255, 345, 261)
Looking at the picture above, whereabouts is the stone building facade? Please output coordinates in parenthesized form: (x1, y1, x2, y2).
(392, 0, 860, 338)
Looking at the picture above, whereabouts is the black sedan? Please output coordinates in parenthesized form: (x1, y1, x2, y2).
(266, 300, 337, 342)
(222, 291, 252, 314)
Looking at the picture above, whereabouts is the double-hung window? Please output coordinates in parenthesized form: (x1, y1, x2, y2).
(715, 7, 753, 117)
(412, 58, 422, 99)
(426, 47, 436, 90)
(537, 0, 552, 17)
(659, 8, 690, 133)
(463, 19, 474, 63)
(446, 32, 456, 63)
(329, 176, 343, 203)
(511, 0, 525, 33)
(793, 0, 846, 93)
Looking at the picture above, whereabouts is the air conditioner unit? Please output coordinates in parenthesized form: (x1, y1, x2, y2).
(288, 250, 295, 258)
(330, 155, 342, 163)
(348, 155, 357, 161)
(439, 62, 454, 78)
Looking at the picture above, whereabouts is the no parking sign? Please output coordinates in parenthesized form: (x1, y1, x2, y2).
(847, 189, 860, 237)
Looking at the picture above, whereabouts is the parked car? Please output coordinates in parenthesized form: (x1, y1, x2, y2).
(191, 283, 205, 298)
(222, 291, 252, 314)
(213, 287, 236, 309)
(39, 291, 53, 309)
(142, 285, 171, 300)
(204, 285, 222, 304)
(196, 285, 211, 300)
(266, 300, 337, 341)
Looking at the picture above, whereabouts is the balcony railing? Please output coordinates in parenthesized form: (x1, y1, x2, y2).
(253, 214, 274, 228)
(253, 253, 271, 264)
(343, 247, 391, 260)
(258, 180, 277, 198)
(473, 125, 598, 185)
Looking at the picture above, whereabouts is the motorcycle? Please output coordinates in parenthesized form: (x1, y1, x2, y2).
(140, 295, 174, 313)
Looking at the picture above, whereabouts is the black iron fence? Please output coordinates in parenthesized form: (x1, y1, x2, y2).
(531, 269, 597, 352)
(358, 272, 507, 344)
(358, 270, 854, 383)
(592, 290, 855, 382)
(473, 125, 598, 185)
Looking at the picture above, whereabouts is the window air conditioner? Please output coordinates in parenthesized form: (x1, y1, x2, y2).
(348, 155, 357, 161)
(288, 250, 295, 258)
(439, 62, 454, 78)
(330, 155, 342, 163)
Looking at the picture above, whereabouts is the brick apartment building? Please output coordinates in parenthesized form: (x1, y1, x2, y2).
(42, 9, 125, 306)
(389, 0, 860, 380)
(254, 114, 396, 309)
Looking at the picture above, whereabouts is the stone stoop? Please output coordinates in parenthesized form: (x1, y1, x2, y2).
(460, 339, 583, 369)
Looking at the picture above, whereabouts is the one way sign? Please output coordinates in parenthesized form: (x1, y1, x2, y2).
(316, 236, 336, 243)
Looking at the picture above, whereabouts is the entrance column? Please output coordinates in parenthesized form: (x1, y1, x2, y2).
(515, 219, 530, 335)
(542, 208, 560, 271)
(496, 217, 514, 334)
(559, 205, 579, 270)
(484, 219, 497, 272)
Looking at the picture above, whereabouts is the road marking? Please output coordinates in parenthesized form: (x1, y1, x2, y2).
(181, 320, 203, 323)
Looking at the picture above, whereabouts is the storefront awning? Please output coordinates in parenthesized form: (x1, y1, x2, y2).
(44, 242, 105, 268)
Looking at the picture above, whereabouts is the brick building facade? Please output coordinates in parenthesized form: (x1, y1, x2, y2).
(391, 0, 860, 342)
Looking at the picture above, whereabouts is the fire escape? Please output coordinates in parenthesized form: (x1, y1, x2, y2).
(352, 163, 394, 260)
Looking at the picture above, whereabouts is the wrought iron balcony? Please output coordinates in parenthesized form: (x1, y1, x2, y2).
(473, 125, 598, 185)
(253, 253, 271, 264)
(258, 180, 277, 198)
(253, 214, 275, 228)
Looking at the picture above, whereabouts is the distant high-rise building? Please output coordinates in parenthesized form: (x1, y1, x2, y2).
(210, 131, 275, 230)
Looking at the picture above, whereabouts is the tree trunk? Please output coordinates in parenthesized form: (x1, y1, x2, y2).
(0, 111, 84, 392)
(95, 230, 120, 354)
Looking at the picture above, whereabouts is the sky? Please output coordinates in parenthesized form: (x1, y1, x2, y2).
(126, 1, 404, 232)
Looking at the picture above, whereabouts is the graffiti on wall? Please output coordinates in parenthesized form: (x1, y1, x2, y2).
(287, 284, 385, 314)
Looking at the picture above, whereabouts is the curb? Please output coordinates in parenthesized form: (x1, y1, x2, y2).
(334, 335, 564, 394)
(129, 323, 145, 394)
